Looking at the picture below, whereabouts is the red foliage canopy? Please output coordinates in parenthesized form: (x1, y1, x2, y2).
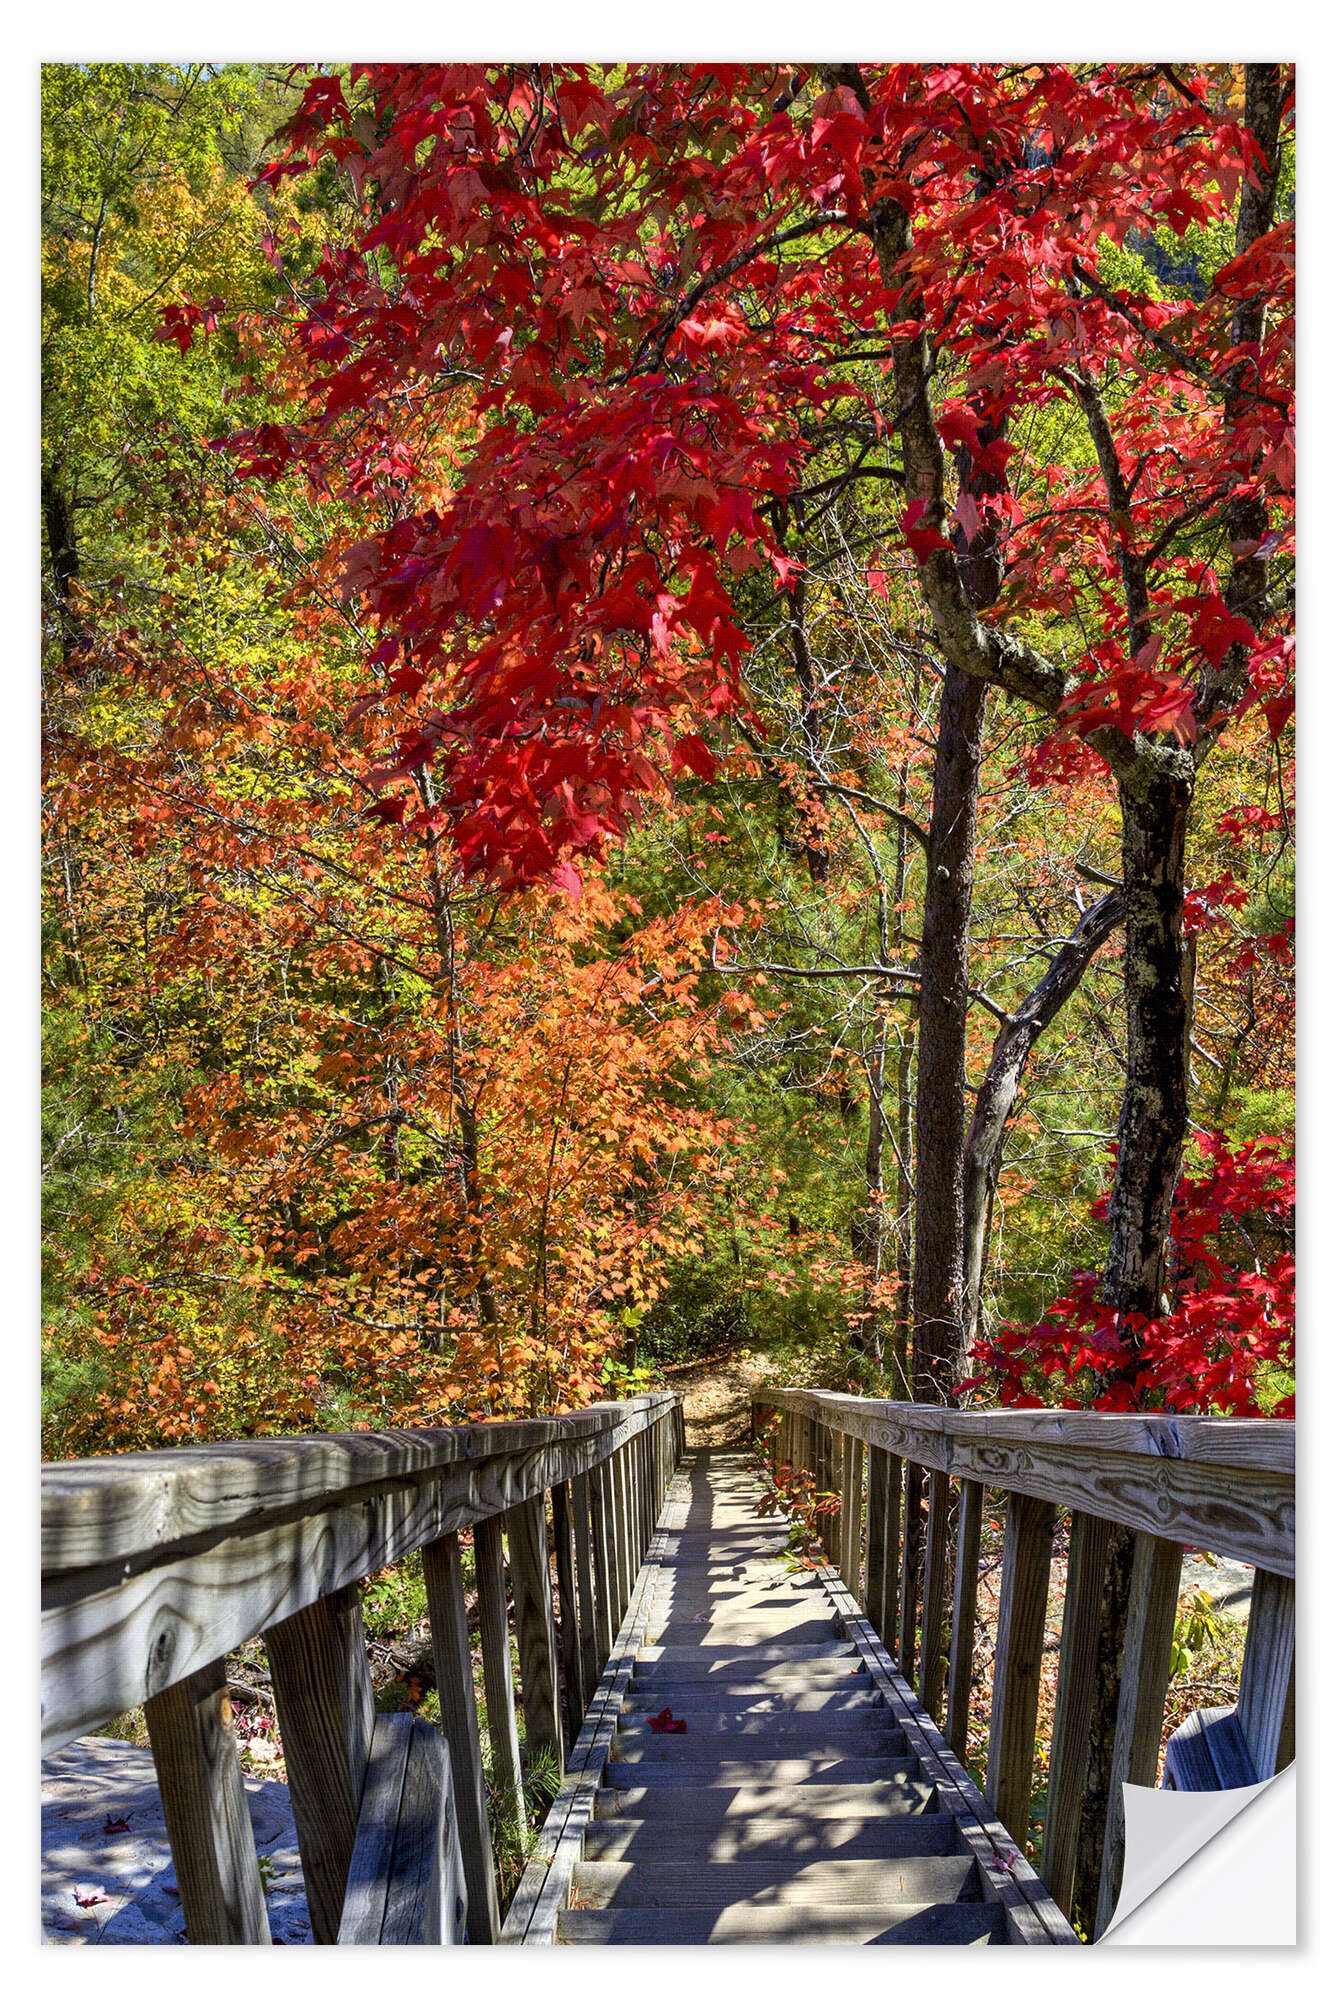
(203, 63, 1291, 886)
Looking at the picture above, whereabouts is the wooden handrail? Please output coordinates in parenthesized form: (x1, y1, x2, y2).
(752, 1388, 1294, 1940)
(42, 1392, 685, 1944)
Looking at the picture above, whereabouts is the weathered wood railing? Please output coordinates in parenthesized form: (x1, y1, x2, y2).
(42, 1392, 684, 1945)
(753, 1390, 1294, 1939)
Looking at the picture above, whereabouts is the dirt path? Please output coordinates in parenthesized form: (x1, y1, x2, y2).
(666, 1345, 781, 1450)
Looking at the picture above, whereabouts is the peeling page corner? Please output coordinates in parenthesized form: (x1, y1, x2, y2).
(1100, 1765, 1297, 1947)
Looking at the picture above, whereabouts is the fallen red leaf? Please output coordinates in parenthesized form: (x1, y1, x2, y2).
(103, 1814, 132, 1834)
(646, 1706, 688, 1734)
(74, 1890, 109, 1909)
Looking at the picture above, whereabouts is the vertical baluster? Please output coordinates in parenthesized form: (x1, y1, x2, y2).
(589, 1456, 615, 1662)
(865, 1444, 889, 1636)
(611, 1447, 634, 1619)
(1094, 1532, 1183, 1939)
(144, 1658, 271, 1945)
(263, 1583, 374, 1944)
(985, 1491, 1056, 1846)
(473, 1515, 525, 1833)
(946, 1477, 984, 1762)
(1043, 1511, 1113, 1915)
(819, 1424, 836, 1558)
(1236, 1567, 1295, 1778)
(882, 1452, 903, 1654)
(505, 1493, 564, 1777)
(551, 1480, 586, 1743)
(571, 1471, 601, 1697)
(898, 1461, 924, 1681)
(919, 1468, 951, 1718)
(839, 1435, 865, 1596)
(635, 1429, 650, 1560)
(422, 1530, 500, 1943)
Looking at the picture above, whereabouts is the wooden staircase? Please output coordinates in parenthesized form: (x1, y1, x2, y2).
(43, 1388, 1292, 1946)
(506, 1449, 1074, 1944)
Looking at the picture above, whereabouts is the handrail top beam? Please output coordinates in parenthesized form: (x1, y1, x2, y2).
(42, 1394, 677, 1581)
(754, 1389, 1294, 1476)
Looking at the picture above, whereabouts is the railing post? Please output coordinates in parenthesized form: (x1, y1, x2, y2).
(946, 1476, 983, 1761)
(985, 1491, 1056, 1847)
(1236, 1567, 1296, 1778)
(570, 1470, 601, 1698)
(591, 1455, 619, 1651)
(473, 1515, 525, 1833)
(551, 1480, 586, 1745)
(614, 1445, 635, 1612)
(1094, 1532, 1184, 1939)
(505, 1493, 564, 1778)
(262, 1582, 374, 1944)
(144, 1657, 271, 1945)
(839, 1435, 864, 1597)
(1043, 1510, 1113, 1915)
(864, 1444, 889, 1636)
(421, 1530, 501, 1943)
(898, 1461, 924, 1680)
(919, 1467, 951, 1719)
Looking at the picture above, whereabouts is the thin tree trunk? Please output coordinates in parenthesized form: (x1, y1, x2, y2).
(43, 472, 85, 662)
(962, 890, 1125, 1354)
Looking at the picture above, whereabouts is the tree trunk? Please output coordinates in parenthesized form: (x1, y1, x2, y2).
(42, 472, 85, 663)
(1103, 749, 1194, 1319)
(961, 890, 1125, 1355)
(910, 660, 986, 1399)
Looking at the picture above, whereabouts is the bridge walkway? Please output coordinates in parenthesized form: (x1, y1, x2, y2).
(505, 1447, 1074, 1945)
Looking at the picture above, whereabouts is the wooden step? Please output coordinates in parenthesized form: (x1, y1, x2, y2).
(556, 1904, 1008, 1945)
(614, 1714, 906, 1743)
(646, 1619, 838, 1646)
(620, 1689, 886, 1715)
(596, 1777, 939, 1818)
(582, 1810, 960, 1861)
(610, 1729, 911, 1762)
(571, 1854, 981, 1908)
(632, 1659, 863, 1687)
(604, 1755, 925, 1786)
(636, 1641, 855, 1666)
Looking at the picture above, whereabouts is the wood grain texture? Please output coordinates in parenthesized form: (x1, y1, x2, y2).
(882, 1452, 903, 1652)
(985, 1492, 1056, 1848)
(337, 1713, 465, 1944)
(570, 1472, 600, 1709)
(551, 1481, 586, 1746)
(898, 1460, 923, 1682)
(263, 1583, 375, 1944)
(143, 1655, 270, 1944)
(506, 1494, 563, 1776)
(839, 1437, 864, 1597)
(946, 1477, 983, 1761)
(1094, 1532, 1183, 1938)
(864, 1446, 889, 1636)
(43, 1400, 677, 1754)
(421, 1530, 500, 1944)
(918, 1468, 950, 1719)
(1042, 1510, 1113, 1915)
(473, 1515, 524, 1832)
(588, 1459, 615, 1662)
(753, 1390, 1293, 1576)
(44, 1393, 680, 1578)
(1163, 1705, 1258, 1792)
(1236, 1565, 1295, 1778)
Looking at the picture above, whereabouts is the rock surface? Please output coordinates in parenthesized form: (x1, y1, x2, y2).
(42, 1736, 311, 1945)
